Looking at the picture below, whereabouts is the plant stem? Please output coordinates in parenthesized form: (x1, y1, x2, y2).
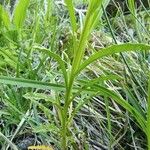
(61, 75, 74, 150)
(61, 108, 68, 150)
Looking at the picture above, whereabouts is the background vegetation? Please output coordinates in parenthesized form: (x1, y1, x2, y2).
(0, 0, 150, 149)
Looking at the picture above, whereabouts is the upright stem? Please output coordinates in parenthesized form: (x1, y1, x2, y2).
(60, 1, 106, 149)
(61, 108, 68, 150)
(61, 74, 75, 150)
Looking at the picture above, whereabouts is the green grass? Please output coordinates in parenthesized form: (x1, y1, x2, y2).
(0, 0, 150, 149)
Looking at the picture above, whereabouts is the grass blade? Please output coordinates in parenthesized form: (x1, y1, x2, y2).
(77, 43, 150, 75)
(123, 85, 145, 118)
(0, 132, 18, 150)
(13, 0, 30, 29)
(0, 76, 65, 91)
(93, 85, 147, 133)
(0, 4, 11, 29)
(33, 46, 68, 87)
(71, 0, 108, 74)
(127, 0, 142, 41)
(64, 0, 77, 33)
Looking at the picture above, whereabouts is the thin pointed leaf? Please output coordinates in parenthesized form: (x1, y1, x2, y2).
(33, 46, 68, 87)
(64, 0, 77, 33)
(123, 85, 145, 118)
(76, 43, 150, 75)
(0, 76, 65, 91)
(78, 74, 123, 85)
(13, 0, 30, 29)
(0, 4, 11, 28)
(71, 0, 104, 73)
(92, 85, 147, 133)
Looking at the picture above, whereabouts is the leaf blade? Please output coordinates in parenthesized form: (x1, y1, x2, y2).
(0, 76, 65, 91)
(13, 0, 30, 29)
(76, 43, 150, 75)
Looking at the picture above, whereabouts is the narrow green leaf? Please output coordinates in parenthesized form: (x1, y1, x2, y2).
(0, 4, 11, 28)
(13, 0, 30, 29)
(0, 76, 97, 94)
(0, 76, 65, 91)
(93, 85, 147, 133)
(33, 46, 68, 87)
(127, 0, 136, 15)
(77, 43, 150, 75)
(71, 0, 105, 74)
(64, 0, 77, 56)
(124, 85, 145, 118)
(78, 74, 123, 85)
(64, 0, 77, 33)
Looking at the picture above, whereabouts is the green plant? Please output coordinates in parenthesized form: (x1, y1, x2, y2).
(0, 0, 150, 149)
